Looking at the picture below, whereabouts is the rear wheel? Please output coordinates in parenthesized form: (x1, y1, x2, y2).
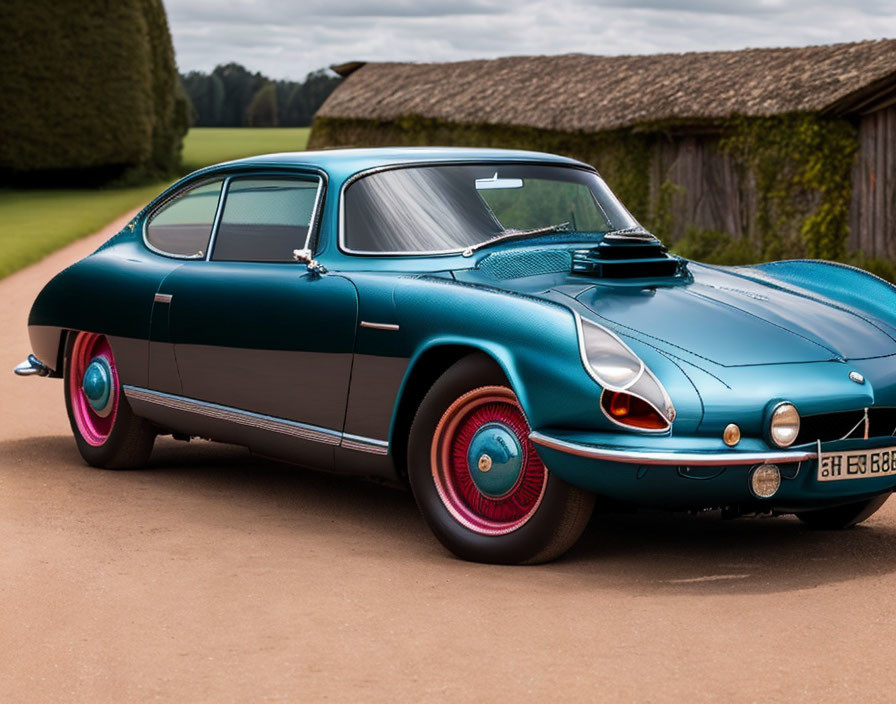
(408, 354, 594, 564)
(64, 331, 155, 469)
(796, 494, 890, 529)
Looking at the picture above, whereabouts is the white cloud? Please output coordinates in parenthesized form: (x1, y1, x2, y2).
(165, 0, 896, 80)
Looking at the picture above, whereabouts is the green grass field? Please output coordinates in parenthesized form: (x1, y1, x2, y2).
(0, 127, 310, 279)
(181, 127, 309, 172)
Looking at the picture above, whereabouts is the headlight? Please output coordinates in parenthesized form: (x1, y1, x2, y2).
(578, 319, 643, 388)
(769, 402, 800, 447)
(578, 315, 675, 431)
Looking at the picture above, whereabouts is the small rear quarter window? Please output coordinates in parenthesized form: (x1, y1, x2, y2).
(145, 179, 224, 258)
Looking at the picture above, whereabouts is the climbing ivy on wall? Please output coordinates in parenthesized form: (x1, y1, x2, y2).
(720, 114, 857, 261)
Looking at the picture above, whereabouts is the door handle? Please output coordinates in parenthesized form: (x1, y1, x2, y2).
(154, 293, 173, 304)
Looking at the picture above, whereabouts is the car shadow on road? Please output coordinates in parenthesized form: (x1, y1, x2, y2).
(6, 434, 896, 595)
(559, 505, 896, 594)
(1, 434, 426, 549)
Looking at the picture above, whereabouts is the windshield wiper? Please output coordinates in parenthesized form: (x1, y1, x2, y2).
(461, 222, 571, 257)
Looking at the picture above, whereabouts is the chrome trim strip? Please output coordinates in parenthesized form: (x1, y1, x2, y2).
(154, 293, 173, 304)
(122, 386, 392, 454)
(123, 386, 342, 446)
(359, 321, 400, 331)
(340, 433, 390, 455)
(13, 354, 51, 377)
(301, 177, 325, 254)
(204, 176, 231, 261)
(528, 431, 817, 466)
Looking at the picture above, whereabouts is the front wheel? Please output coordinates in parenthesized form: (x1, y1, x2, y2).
(64, 331, 156, 469)
(795, 494, 890, 529)
(408, 354, 594, 564)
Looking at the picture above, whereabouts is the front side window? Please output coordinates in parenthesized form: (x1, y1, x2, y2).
(211, 177, 320, 262)
(145, 179, 223, 258)
(343, 164, 639, 254)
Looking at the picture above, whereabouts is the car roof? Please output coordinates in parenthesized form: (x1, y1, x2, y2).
(219, 147, 591, 181)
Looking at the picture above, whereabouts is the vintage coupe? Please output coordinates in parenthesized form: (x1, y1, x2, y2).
(15, 147, 896, 563)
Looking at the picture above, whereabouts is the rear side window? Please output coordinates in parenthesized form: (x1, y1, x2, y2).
(211, 178, 320, 262)
(145, 179, 223, 258)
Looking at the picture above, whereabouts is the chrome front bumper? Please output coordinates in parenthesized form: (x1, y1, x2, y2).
(13, 354, 51, 377)
(528, 431, 816, 466)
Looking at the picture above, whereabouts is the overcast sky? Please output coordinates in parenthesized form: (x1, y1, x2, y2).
(167, 0, 896, 81)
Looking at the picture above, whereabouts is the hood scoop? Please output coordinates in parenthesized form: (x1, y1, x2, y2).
(571, 237, 686, 280)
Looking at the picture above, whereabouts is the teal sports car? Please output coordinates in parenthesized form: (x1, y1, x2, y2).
(15, 147, 896, 564)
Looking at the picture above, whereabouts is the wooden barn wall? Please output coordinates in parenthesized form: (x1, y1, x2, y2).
(647, 135, 759, 244)
(849, 106, 896, 258)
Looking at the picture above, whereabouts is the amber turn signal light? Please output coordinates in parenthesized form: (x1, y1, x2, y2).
(601, 391, 668, 430)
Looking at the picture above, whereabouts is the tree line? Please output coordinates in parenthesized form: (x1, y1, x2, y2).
(182, 64, 341, 128)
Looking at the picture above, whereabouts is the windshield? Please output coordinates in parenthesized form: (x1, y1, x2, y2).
(342, 163, 639, 254)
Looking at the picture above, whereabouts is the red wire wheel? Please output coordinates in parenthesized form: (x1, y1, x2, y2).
(430, 386, 548, 536)
(68, 332, 120, 447)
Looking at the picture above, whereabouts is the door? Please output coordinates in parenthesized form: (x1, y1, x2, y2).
(151, 174, 359, 466)
(142, 176, 226, 395)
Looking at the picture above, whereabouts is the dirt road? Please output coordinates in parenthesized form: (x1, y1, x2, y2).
(3, 213, 896, 703)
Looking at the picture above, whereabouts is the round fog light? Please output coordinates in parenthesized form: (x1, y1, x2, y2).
(751, 463, 781, 498)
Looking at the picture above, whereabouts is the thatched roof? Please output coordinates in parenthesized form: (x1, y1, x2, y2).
(320, 39, 896, 134)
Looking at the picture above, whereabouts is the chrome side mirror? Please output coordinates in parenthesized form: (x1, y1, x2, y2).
(292, 248, 328, 276)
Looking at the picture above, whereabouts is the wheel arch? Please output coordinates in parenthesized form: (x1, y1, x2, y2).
(57, 328, 72, 376)
(388, 340, 517, 480)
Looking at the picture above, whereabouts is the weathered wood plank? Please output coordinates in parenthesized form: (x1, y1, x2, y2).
(648, 110, 892, 259)
(884, 106, 896, 261)
(880, 111, 885, 257)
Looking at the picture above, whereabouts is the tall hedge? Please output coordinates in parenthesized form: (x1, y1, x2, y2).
(0, 0, 189, 181)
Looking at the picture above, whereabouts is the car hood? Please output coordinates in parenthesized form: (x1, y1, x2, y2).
(456, 259, 896, 367)
(573, 264, 896, 366)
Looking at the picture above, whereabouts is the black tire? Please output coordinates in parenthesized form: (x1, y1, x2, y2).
(796, 494, 890, 530)
(64, 331, 155, 469)
(407, 353, 594, 564)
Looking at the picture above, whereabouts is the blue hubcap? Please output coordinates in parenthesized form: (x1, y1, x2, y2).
(467, 422, 523, 498)
(82, 357, 113, 414)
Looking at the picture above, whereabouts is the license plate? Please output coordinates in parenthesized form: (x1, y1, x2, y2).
(817, 446, 896, 482)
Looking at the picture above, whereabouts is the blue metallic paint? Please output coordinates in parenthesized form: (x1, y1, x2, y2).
(467, 423, 524, 497)
(82, 357, 112, 413)
(22, 147, 896, 512)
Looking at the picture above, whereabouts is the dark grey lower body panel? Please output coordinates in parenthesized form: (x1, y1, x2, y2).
(173, 344, 353, 431)
(123, 386, 397, 479)
(343, 354, 410, 441)
(27, 325, 64, 375)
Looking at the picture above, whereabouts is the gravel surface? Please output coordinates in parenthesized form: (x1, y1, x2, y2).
(3, 212, 896, 703)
